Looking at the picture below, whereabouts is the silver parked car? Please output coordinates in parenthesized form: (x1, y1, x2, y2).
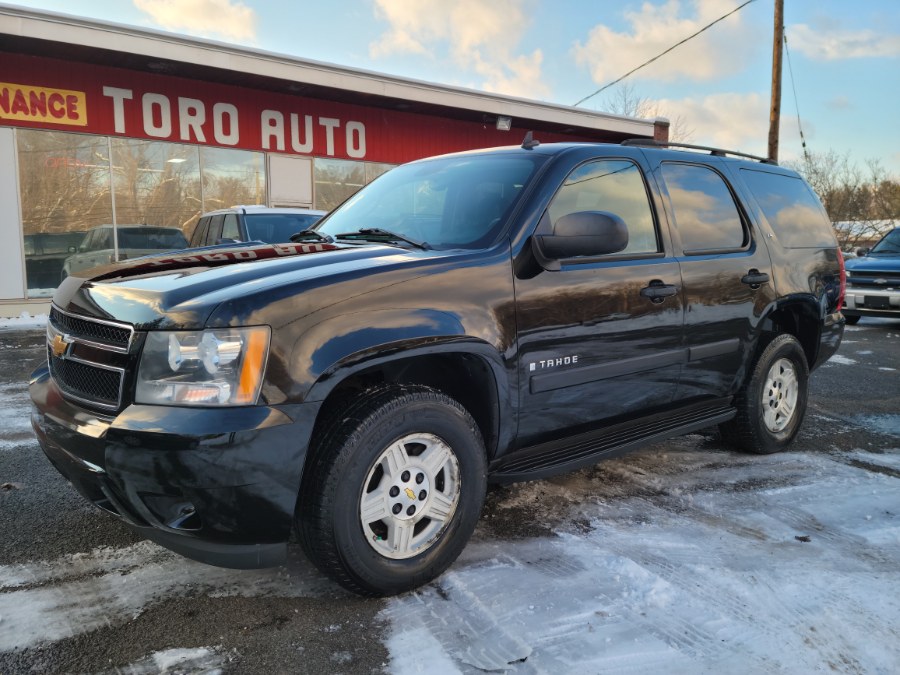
(61, 225, 189, 280)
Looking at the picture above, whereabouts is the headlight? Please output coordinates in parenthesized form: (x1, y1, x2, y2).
(136, 326, 270, 406)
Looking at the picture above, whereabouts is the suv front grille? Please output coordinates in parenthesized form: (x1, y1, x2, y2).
(49, 306, 132, 351)
(47, 306, 135, 412)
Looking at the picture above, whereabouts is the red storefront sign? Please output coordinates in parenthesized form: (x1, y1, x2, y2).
(1, 53, 594, 164)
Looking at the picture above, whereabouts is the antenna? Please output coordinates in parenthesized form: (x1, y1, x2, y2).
(521, 131, 540, 150)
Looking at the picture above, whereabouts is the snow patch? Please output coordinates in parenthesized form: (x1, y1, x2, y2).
(0, 311, 47, 331)
(827, 354, 857, 365)
(114, 646, 225, 674)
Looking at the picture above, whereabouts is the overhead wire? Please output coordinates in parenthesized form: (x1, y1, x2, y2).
(782, 29, 811, 166)
(573, 0, 758, 107)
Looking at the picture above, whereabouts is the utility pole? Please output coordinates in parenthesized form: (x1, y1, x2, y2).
(768, 0, 784, 162)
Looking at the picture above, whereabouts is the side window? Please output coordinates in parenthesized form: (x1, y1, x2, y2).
(97, 228, 113, 249)
(661, 163, 746, 253)
(739, 169, 834, 248)
(547, 159, 659, 255)
(190, 217, 209, 247)
(221, 214, 240, 240)
(207, 215, 225, 244)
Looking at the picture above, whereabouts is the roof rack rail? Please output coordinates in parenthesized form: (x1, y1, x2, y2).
(621, 139, 777, 165)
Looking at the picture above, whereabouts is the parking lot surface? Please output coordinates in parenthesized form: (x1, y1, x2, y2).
(1, 320, 898, 673)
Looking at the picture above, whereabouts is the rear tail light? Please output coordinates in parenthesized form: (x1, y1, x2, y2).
(837, 251, 847, 311)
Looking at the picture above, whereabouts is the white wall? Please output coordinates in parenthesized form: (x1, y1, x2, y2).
(268, 154, 313, 207)
(0, 127, 26, 301)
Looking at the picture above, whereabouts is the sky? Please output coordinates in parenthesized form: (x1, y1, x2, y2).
(8, 0, 900, 175)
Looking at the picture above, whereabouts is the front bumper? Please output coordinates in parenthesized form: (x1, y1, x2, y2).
(30, 365, 321, 569)
(843, 286, 900, 318)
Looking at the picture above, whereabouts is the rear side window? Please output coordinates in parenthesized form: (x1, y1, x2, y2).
(547, 159, 659, 255)
(740, 169, 835, 248)
(191, 217, 210, 247)
(661, 163, 746, 254)
(222, 214, 240, 240)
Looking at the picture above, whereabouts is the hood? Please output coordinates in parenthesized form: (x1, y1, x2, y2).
(54, 241, 426, 329)
(845, 253, 900, 273)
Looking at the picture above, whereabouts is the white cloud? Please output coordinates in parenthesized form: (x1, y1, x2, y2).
(654, 92, 769, 154)
(369, 0, 549, 99)
(573, 0, 758, 85)
(133, 0, 257, 42)
(788, 24, 900, 61)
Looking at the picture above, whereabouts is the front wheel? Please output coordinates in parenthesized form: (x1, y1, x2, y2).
(720, 334, 810, 454)
(297, 385, 487, 596)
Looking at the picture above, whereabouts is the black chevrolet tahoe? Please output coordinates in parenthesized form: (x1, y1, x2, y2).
(30, 139, 845, 596)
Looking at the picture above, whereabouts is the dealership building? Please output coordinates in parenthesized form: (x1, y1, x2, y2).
(0, 4, 666, 317)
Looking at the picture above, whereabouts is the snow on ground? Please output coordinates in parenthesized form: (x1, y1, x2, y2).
(0, 383, 35, 451)
(825, 354, 857, 366)
(0, 312, 47, 331)
(2, 444, 898, 672)
(383, 446, 900, 673)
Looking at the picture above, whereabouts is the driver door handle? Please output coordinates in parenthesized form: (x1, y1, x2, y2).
(741, 269, 770, 289)
(640, 280, 678, 303)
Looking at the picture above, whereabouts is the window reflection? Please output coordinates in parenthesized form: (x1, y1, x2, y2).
(315, 158, 366, 211)
(662, 163, 746, 252)
(17, 130, 113, 296)
(17, 130, 268, 296)
(548, 160, 659, 255)
(200, 146, 266, 212)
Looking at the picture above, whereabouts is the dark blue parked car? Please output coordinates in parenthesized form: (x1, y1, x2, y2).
(843, 228, 900, 324)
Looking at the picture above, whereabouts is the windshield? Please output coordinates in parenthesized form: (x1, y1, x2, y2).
(245, 213, 324, 243)
(870, 228, 900, 254)
(315, 154, 544, 250)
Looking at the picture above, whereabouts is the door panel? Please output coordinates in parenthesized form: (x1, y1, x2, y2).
(652, 160, 776, 400)
(515, 157, 684, 447)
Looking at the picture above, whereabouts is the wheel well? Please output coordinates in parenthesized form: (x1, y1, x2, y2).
(764, 303, 821, 367)
(311, 353, 501, 458)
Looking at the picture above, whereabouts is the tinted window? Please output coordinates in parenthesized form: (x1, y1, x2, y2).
(662, 163, 746, 253)
(548, 159, 658, 255)
(207, 215, 225, 244)
(191, 217, 210, 247)
(740, 169, 835, 248)
(245, 213, 324, 242)
(117, 228, 188, 249)
(317, 155, 543, 250)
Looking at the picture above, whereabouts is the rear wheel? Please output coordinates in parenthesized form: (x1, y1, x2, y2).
(844, 314, 861, 325)
(297, 385, 487, 596)
(720, 334, 809, 454)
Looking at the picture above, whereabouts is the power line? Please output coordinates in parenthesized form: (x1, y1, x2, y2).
(573, 0, 758, 107)
(782, 29, 810, 165)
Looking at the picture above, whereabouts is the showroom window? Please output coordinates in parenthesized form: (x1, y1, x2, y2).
(314, 159, 396, 211)
(17, 130, 267, 298)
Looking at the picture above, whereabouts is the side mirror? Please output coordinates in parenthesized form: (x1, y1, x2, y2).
(534, 211, 629, 260)
(857, 248, 869, 257)
(68, 245, 77, 254)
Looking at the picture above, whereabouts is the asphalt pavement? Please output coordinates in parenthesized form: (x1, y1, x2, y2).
(1, 319, 898, 673)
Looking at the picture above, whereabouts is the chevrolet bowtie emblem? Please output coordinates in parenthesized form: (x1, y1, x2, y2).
(404, 487, 416, 500)
(51, 333, 71, 358)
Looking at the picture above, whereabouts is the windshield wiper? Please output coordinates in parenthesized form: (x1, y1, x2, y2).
(335, 228, 430, 250)
(289, 229, 334, 243)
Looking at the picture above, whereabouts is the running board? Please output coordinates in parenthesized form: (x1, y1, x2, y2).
(490, 401, 735, 484)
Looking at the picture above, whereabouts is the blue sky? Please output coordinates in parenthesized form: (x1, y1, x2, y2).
(10, 0, 900, 175)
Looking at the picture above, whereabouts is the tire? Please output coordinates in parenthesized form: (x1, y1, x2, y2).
(296, 384, 487, 596)
(844, 314, 861, 325)
(720, 334, 809, 455)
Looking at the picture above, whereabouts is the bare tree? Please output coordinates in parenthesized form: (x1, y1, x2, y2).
(602, 83, 694, 142)
(787, 151, 900, 249)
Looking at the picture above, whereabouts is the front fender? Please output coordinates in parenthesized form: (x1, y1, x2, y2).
(288, 308, 509, 399)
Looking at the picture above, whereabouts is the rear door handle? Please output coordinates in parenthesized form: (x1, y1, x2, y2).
(741, 269, 770, 289)
(640, 280, 678, 303)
